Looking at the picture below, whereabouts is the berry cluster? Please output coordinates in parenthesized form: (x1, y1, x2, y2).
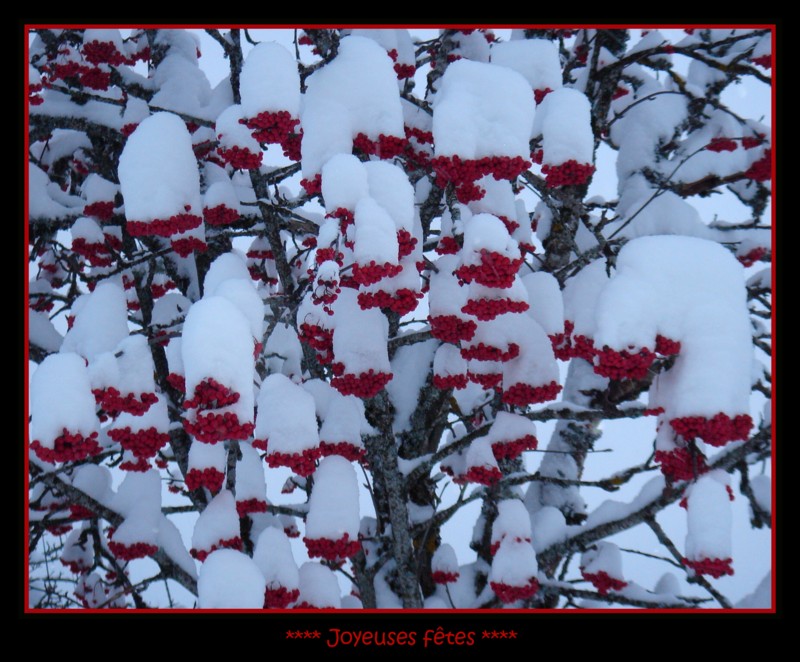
(78, 67, 111, 91)
(301, 174, 322, 196)
(235, 498, 268, 518)
(352, 261, 403, 286)
(572, 334, 597, 361)
(167, 373, 186, 393)
(490, 578, 540, 604)
(184, 378, 241, 411)
(751, 54, 772, 68)
(171, 236, 207, 258)
(742, 135, 764, 150)
(31, 428, 100, 463)
(655, 335, 681, 356)
(203, 204, 240, 227)
(455, 251, 524, 289)
(431, 570, 460, 585)
(265, 447, 323, 477)
(108, 426, 169, 459)
(83, 201, 114, 221)
(126, 212, 202, 238)
(744, 149, 771, 182)
(217, 145, 262, 170)
(490, 536, 531, 557)
(706, 137, 738, 152)
(467, 371, 503, 390)
(431, 155, 531, 203)
(358, 288, 422, 315)
(81, 40, 127, 66)
(435, 236, 460, 255)
(93, 388, 158, 417)
(184, 467, 225, 493)
(248, 264, 279, 286)
(108, 541, 159, 561)
(183, 412, 255, 444)
(433, 373, 469, 390)
(247, 247, 274, 261)
(541, 160, 595, 188)
(30, 296, 53, 313)
(304, 533, 361, 561)
(330, 367, 393, 399)
(315, 246, 345, 267)
(581, 570, 627, 595)
(533, 87, 552, 105)
(69, 504, 96, 520)
(353, 132, 408, 159)
(119, 456, 151, 472)
(319, 441, 367, 463)
(491, 434, 538, 461)
(654, 447, 708, 482)
(71, 238, 113, 267)
(190, 536, 243, 562)
(670, 413, 752, 446)
(464, 465, 503, 487)
(243, 110, 300, 146)
(549, 321, 574, 360)
(737, 246, 767, 267)
(612, 86, 630, 100)
(396, 229, 418, 259)
(462, 297, 529, 321)
(61, 558, 90, 575)
(405, 126, 433, 144)
(299, 323, 334, 363)
(683, 557, 734, 578)
(502, 380, 562, 406)
(460, 342, 520, 362)
(150, 279, 176, 299)
(429, 315, 477, 344)
(265, 586, 300, 609)
(593, 345, 657, 380)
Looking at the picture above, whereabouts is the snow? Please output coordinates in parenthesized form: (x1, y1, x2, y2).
(354, 197, 400, 265)
(235, 443, 267, 503)
(305, 456, 360, 540)
(686, 470, 733, 561)
(331, 289, 391, 375)
(191, 490, 240, 552)
(534, 87, 594, 167)
(112, 469, 162, 517)
(433, 59, 534, 160)
(491, 39, 562, 93)
(71, 464, 113, 505)
(264, 323, 303, 381)
(240, 42, 300, 118)
(198, 549, 266, 608)
(364, 161, 415, 232)
(157, 515, 197, 579)
(521, 271, 563, 335)
(387, 339, 438, 432)
(253, 526, 299, 591)
(118, 112, 203, 222)
(297, 562, 341, 608)
(188, 437, 226, 471)
(530, 506, 567, 553)
(254, 373, 319, 453)
(462, 213, 519, 260)
(215, 103, 262, 154)
(30, 352, 98, 446)
(735, 572, 771, 609)
(306, 35, 403, 140)
(595, 236, 752, 418)
(492, 499, 532, 543)
(114, 334, 157, 395)
(29, 311, 63, 353)
(581, 541, 624, 579)
(487, 412, 537, 446)
(749, 475, 771, 515)
(181, 296, 255, 423)
(321, 154, 368, 211)
(489, 538, 538, 586)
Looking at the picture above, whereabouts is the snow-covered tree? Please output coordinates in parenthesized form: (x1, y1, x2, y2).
(27, 26, 773, 610)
